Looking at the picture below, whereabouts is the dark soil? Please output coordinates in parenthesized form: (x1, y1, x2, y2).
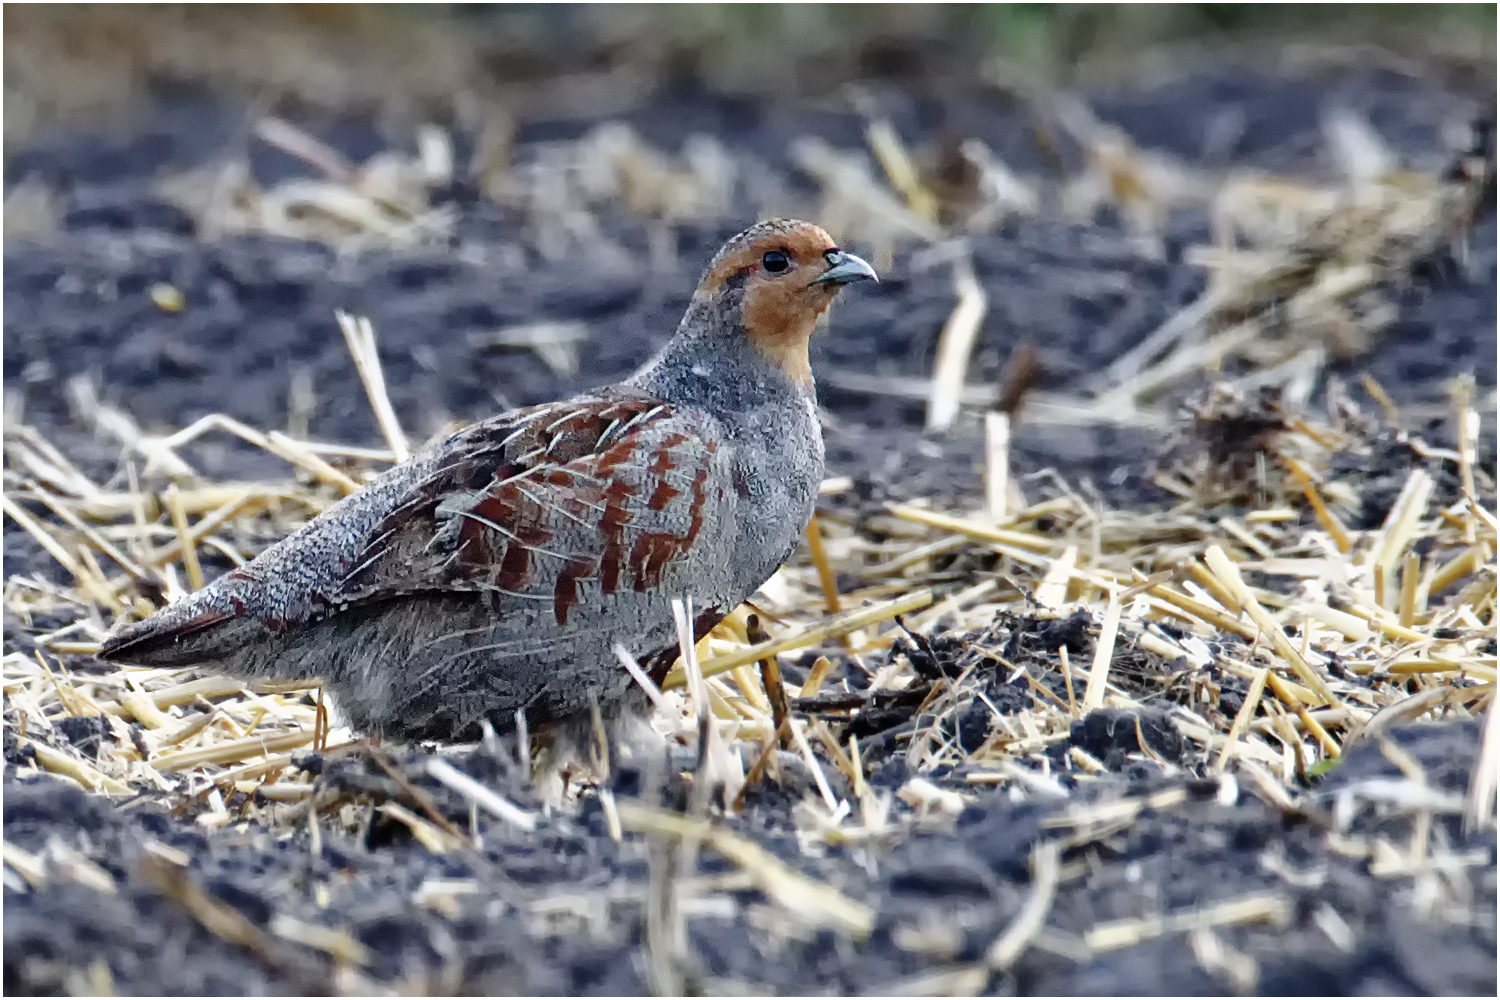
(4, 67, 1494, 513)
(5, 719, 1493, 996)
(5, 62, 1496, 996)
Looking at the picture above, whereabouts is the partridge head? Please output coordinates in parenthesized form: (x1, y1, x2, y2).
(100, 220, 876, 743)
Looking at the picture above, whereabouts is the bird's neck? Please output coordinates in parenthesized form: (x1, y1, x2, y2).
(627, 301, 815, 409)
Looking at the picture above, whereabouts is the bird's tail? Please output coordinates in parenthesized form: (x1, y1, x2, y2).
(99, 589, 268, 670)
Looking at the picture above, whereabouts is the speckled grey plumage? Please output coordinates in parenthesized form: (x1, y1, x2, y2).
(100, 220, 869, 742)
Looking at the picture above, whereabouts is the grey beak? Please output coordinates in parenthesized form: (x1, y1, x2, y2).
(810, 251, 879, 288)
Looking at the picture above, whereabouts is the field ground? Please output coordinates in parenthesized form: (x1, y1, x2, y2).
(4, 17, 1496, 995)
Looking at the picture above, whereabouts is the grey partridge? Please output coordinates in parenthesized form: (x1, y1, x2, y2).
(100, 219, 877, 742)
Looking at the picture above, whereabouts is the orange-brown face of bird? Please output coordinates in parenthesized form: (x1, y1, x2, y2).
(698, 220, 877, 386)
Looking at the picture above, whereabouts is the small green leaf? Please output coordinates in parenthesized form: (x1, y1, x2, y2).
(1307, 757, 1343, 777)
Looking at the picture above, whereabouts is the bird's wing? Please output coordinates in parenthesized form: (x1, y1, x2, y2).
(98, 389, 732, 667)
(331, 390, 731, 626)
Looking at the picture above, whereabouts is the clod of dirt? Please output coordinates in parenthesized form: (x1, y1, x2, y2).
(1069, 707, 1188, 768)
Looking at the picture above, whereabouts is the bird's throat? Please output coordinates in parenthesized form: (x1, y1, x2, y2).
(746, 331, 813, 387)
(741, 288, 830, 388)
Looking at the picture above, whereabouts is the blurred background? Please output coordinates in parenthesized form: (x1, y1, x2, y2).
(5, 4, 1495, 143)
(4, 3, 1495, 502)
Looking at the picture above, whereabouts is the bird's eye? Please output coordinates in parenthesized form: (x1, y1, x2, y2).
(762, 250, 790, 273)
